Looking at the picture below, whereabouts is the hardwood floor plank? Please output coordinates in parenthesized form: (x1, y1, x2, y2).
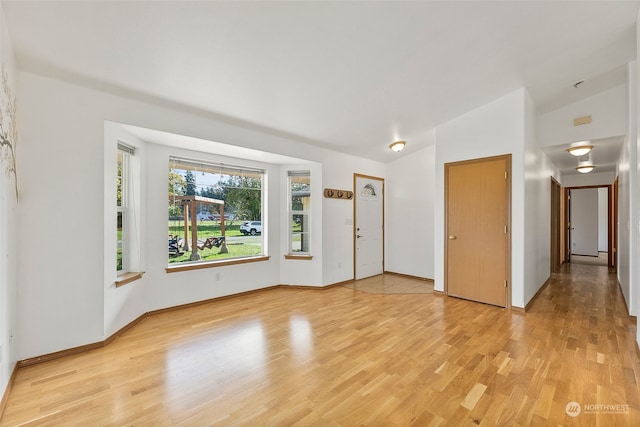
(2, 265, 639, 425)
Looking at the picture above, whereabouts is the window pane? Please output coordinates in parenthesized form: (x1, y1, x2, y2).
(117, 149, 127, 272)
(291, 213, 310, 253)
(117, 211, 123, 271)
(168, 158, 264, 264)
(289, 172, 310, 254)
(117, 151, 123, 207)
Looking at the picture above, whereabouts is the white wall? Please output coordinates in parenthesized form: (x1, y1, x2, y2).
(434, 89, 526, 308)
(618, 61, 638, 317)
(523, 90, 559, 305)
(103, 124, 148, 337)
(563, 171, 615, 187)
(0, 0, 18, 404)
(386, 142, 435, 279)
(598, 187, 608, 252)
(321, 158, 386, 286)
(636, 15, 640, 347)
(17, 71, 387, 359)
(538, 84, 627, 147)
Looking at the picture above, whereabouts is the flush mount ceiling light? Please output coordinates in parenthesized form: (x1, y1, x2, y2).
(389, 140, 406, 152)
(567, 145, 593, 157)
(576, 165, 595, 174)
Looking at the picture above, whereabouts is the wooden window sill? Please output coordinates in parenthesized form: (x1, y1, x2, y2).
(284, 254, 313, 260)
(165, 255, 271, 273)
(115, 272, 145, 287)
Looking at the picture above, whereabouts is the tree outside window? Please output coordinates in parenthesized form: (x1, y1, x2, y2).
(168, 157, 265, 264)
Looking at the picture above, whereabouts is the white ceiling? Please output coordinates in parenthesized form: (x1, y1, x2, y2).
(3, 1, 639, 163)
(541, 136, 625, 176)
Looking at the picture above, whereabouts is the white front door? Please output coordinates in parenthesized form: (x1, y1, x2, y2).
(354, 175, 384, 280)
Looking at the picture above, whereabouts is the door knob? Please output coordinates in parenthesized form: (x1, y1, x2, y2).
(448, 235, 457, 240)
(357, 234, 363, 238)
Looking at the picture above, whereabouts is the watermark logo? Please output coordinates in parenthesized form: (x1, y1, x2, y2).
(565, 401, 581, 417)
(565, 401, 631, 417)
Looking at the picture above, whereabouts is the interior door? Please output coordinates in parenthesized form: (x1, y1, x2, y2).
(354, 174, 384, 280)
(445, 155, 510, 307)
(570, 188, 599, 256)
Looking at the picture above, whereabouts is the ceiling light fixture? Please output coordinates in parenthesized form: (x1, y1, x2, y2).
(567, 145, 593, 157)
(576, 165, 595, 174)
(389, 141, 406, 152)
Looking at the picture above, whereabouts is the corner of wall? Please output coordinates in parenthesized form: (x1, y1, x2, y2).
(0, 0, 19, 406)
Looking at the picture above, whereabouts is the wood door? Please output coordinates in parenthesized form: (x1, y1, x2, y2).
(445, 155, 510, 307)
(354, 174, 384, 280)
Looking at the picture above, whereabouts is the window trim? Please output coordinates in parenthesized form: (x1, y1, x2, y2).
(115, 140, 143, 284)
(288, 170, 311, 256)
(166, 255, 270, 273)
(116, 147, 130, 274)
(115, 271, 145, 287)
(168, 155, 266, 266)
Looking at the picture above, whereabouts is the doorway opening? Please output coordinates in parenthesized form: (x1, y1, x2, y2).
(563, 184, 615, 268)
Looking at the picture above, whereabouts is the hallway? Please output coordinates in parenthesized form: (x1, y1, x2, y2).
(1, 267, 638, 425)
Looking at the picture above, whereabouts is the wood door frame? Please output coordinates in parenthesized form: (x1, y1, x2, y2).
(550, 177, 561, 273)
(564, 184, 614, 268)
(613, 177, 618, 272)
(444, 154, 512, 309)
(353, 173, 385, 280)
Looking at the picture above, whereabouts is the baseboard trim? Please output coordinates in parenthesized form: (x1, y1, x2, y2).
(322, 279, 355, 288)
(104, 313, 148, 346)
(18, 341, 105, 368)
(523, 276, 552, 313)
(277, 280, 353, 290)
(383, 271, 434, 282)
(616, 279, 634, 319)
(433, 289, 445, 296)
(0, 363, 18, 421)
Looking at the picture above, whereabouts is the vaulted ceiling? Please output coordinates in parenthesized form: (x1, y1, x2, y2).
(4, 1, 638, 163)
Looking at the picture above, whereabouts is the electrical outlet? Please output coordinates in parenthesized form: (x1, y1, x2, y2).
(215, 272, 221, 281)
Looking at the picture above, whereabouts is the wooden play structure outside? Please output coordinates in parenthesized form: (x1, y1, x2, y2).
(173, 195, 227, 261)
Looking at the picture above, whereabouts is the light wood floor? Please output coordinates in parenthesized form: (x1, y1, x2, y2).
(341, 273, 433, 294)
(2, 264, 639, 426)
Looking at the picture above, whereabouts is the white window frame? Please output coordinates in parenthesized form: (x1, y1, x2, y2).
(117, 146, 131, 274)
(288, 170, 311, 255)
(168, 156, 266, 267)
